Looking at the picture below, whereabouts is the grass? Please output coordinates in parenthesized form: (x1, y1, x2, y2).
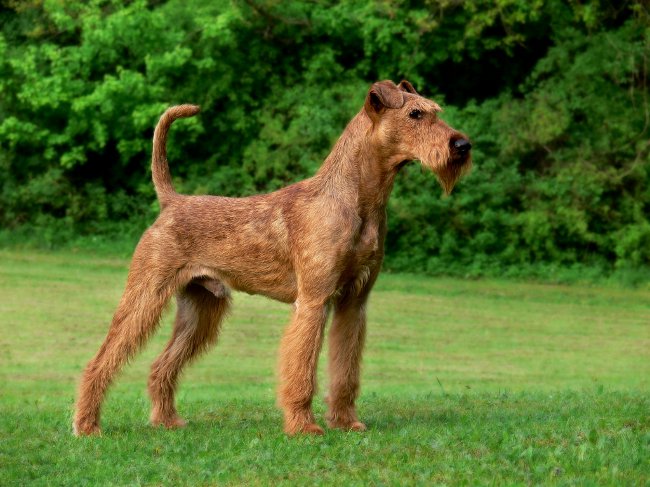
(0, 249, 648, 485)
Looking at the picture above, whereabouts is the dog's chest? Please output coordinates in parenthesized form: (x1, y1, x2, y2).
(354, 221, 380, 264)
(344, 220, 383, 296)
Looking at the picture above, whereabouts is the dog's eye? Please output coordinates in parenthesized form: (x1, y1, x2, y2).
(409, 109, 423, 120)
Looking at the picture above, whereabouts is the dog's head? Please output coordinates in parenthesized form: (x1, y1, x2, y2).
(364, 80, 472, 194)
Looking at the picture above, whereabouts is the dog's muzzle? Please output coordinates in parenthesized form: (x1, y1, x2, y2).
(453, 138, 472, 154)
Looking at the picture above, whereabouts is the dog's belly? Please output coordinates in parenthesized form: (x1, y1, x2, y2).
(191, 257, 297, 304)
(221, 268, 297, 303)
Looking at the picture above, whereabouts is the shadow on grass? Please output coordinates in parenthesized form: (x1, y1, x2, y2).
(6, 389, 647, 441)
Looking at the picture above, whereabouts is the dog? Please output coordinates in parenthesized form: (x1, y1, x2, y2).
(73, 79, 472, 436)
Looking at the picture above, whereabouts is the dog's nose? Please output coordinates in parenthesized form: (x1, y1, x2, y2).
(453, 138, 472, 153)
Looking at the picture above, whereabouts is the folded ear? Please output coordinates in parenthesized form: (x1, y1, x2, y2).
(398, 79, 418, 95)
(364, 80, 405, 119)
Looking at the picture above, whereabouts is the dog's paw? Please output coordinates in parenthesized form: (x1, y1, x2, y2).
(347, 421, 367, 432)
(327, 419, 367, 432)
(73, 420, 101, 437)
(284, 422, 325, 436)
(301, 423, 325, 435)
(150, 415, 187, 429)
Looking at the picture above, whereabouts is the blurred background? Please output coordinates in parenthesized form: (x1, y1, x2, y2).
(1, 0, 648, 284)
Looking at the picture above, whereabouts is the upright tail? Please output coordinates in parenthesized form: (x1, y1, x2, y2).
(152, 104, 201, 208)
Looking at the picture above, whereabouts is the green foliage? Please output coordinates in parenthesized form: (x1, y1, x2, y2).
(0, 0, 648, 281)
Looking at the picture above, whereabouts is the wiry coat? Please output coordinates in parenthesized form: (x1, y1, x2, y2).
(73, 80, 472, 436)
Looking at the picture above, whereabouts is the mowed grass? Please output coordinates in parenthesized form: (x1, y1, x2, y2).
(0, 249, 648, 485)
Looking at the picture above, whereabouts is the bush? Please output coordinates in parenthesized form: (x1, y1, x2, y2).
(0, 0, 648, 282)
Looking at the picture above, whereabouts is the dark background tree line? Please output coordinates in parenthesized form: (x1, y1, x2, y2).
(1, 0, 648, 283)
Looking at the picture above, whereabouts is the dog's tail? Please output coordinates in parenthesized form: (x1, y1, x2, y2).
(152, 104, 201, 208)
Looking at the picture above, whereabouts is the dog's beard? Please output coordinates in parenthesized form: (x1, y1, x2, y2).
(437, 157, 472, 195)
(421, 148, 472, 195)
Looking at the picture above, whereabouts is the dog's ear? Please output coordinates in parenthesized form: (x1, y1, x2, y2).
(365, 80, 405, 119)
(398, 79, 418, 95)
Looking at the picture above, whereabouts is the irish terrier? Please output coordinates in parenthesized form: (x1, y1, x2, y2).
(73, 79, 472, 436)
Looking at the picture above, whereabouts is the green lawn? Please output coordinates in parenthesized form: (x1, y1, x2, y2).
(0, 250, 648, 485)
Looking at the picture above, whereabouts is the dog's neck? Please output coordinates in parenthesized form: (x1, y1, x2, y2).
(315, 110, 399, 218)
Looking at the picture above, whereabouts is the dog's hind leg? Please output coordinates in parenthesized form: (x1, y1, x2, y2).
(73, 236, 178, 436)
(148, 280, 230, 428)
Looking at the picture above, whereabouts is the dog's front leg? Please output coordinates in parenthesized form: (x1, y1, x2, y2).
(325, 297, 367, 431)
(278, 299, 329, 435)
